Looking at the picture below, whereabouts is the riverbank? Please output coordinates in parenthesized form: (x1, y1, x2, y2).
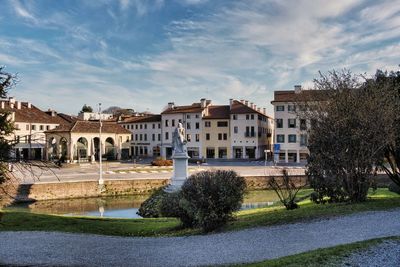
(1, 188, 399, 237)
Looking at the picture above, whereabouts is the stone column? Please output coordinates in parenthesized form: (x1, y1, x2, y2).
(167, 151, 190, 192)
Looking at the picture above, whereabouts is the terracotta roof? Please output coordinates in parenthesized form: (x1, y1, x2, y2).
(120, 115, 161, 124)
(203, 105, 230, 119)
(161, 103, 204, 114)
(271, 90, 329, 103)
(0, 100, 66, 125)
(47, 120, 131, 134)
(230, 100, 270, 118)
(57, 113, 78, 124)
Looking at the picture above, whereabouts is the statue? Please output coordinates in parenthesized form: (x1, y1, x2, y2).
(172, 123, 187, 154)
(167, 123, 189, 192)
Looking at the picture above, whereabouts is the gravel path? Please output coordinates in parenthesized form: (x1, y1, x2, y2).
(340, 240, 400, 267)
(1, 209, 400, 267)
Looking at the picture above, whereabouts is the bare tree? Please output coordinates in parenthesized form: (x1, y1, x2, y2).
(269, 169, 307, 210)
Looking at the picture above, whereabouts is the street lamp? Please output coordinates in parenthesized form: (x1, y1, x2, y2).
(98, 103, 104, 186)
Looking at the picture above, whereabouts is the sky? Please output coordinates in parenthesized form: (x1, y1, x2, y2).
(1, 0, 399, 116)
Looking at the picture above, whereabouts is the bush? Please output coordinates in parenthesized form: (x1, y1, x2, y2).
(389, 182, 400, 194)
(180, 170, 246, 232)
(137, 187, 166, 218)
(151, 157, 173, 166)
(159, 191, 193, 227)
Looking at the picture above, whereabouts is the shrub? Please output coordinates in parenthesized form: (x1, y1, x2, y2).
(180, 170, 246, 232)
(389, 182, 400, 194)
(137, 187, 166, 218)
(159, 191, 193, 227)
(151, 157, 173, 166)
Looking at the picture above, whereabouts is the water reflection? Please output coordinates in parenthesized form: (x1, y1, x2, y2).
(7, 190, 279, 219)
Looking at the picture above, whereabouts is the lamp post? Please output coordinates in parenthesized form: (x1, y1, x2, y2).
(98, 103, 104, 186)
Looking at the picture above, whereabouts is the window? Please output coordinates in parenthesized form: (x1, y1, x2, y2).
(217, 121, 228, 127)
(276, 119, 283, 128)
(158, 123, 161, 129)
(144, 124, 147, 129)
(232, 114, 237, 120)
(234, 126, 238, 134)
(288, 118, 296, 128)
(187, 114, 191, 119)
(288, 134, 296, 143)
(187, 122, 191, 129)
(40, 125, 44, 131)
(144, 134, 147, 141)
(223, 133, 227, 140)
(279, 152, 286, 161)
(136, 124, 138, 129)
(32, 125, 36, 131)
(277, 134, 285, 143)
(46, 125, 50, 130)
(135, 134, 138, 141)
(276, 105, 284, 111)
(246, 114, 250, 120)
(195, 114, 199, 118)
(172, 119, 175, 127)
(300, 134, 308, 146)
(205, 121, 211, 127)
(165, 132, 169, 140)
(139, 134, 143, 141)
(158, 134, 161, 141)
(178, 119, 182, 123)
(300, 119, 307, 130)
(195, 122, 199, 129)
(206, 133, 210, 140)
(152, 123, 155, 129)
(140, 124, 143, 129)
(250, 114, 254, 120)
(187, 134, 191, 142)
(165, 120, 169, 127)
(195, 134, 200, 142)
(288, 105, 296, 112)
(26, 124, 29, 130)
(218, 133, 222, 140)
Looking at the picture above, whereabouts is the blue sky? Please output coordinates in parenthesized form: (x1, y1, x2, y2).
(1, 0, 399, 115)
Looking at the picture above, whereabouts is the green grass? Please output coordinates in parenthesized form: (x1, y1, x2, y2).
(0, 188, 399, 237)
(238, 236, 400, 267)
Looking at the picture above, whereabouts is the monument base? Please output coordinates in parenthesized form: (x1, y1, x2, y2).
(166, 152, 190, 192)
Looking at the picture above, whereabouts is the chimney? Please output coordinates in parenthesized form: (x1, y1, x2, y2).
(240, 99, 245, 104)
(27, 102, 32, 108)
(294, 85, 302, 94)
(200, 98, 206, 108)
(229, 99, 233, 108)
(253, 104, 257, 110)
(257, 107, 261, 112)
(168, 102, 175, 109)
(1, 101, 4, 109)
(206, 99, 212, 106)
(245, 100, 249, 106)
(9, 97, 15, 109)
(16, 101, 21, 109)
(263, 108, 266, 114)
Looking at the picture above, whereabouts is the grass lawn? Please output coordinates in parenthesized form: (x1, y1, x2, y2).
(238, 236, 400, 267)
(0, 188, 399, 237)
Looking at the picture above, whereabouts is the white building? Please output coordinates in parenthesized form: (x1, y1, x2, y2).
(119, 115, 162, 158)
(78, 112, 113, 121)
(271, 85, 311, 163)
(0, 97, 72, 160)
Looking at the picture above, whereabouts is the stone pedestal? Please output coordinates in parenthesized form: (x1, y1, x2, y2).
(166, 152, 190, 192)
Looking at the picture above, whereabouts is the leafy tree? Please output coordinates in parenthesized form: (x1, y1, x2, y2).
(298, 70, 389, 203)
(80, 104, 93, 113)
(0, 67, 16, 186)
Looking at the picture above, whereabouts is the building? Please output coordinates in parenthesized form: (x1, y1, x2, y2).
(119, 115, 162, 158)
(161, 100, 208, 158)
(160, 98, 273, 160)
(0, 97, 71, 160)
(45, 120, 131, 162)
(271, 85, 313, 163)
(78, 112, 113, 121)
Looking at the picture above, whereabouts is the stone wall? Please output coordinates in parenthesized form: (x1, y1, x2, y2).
(9, 173, 392, 202)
